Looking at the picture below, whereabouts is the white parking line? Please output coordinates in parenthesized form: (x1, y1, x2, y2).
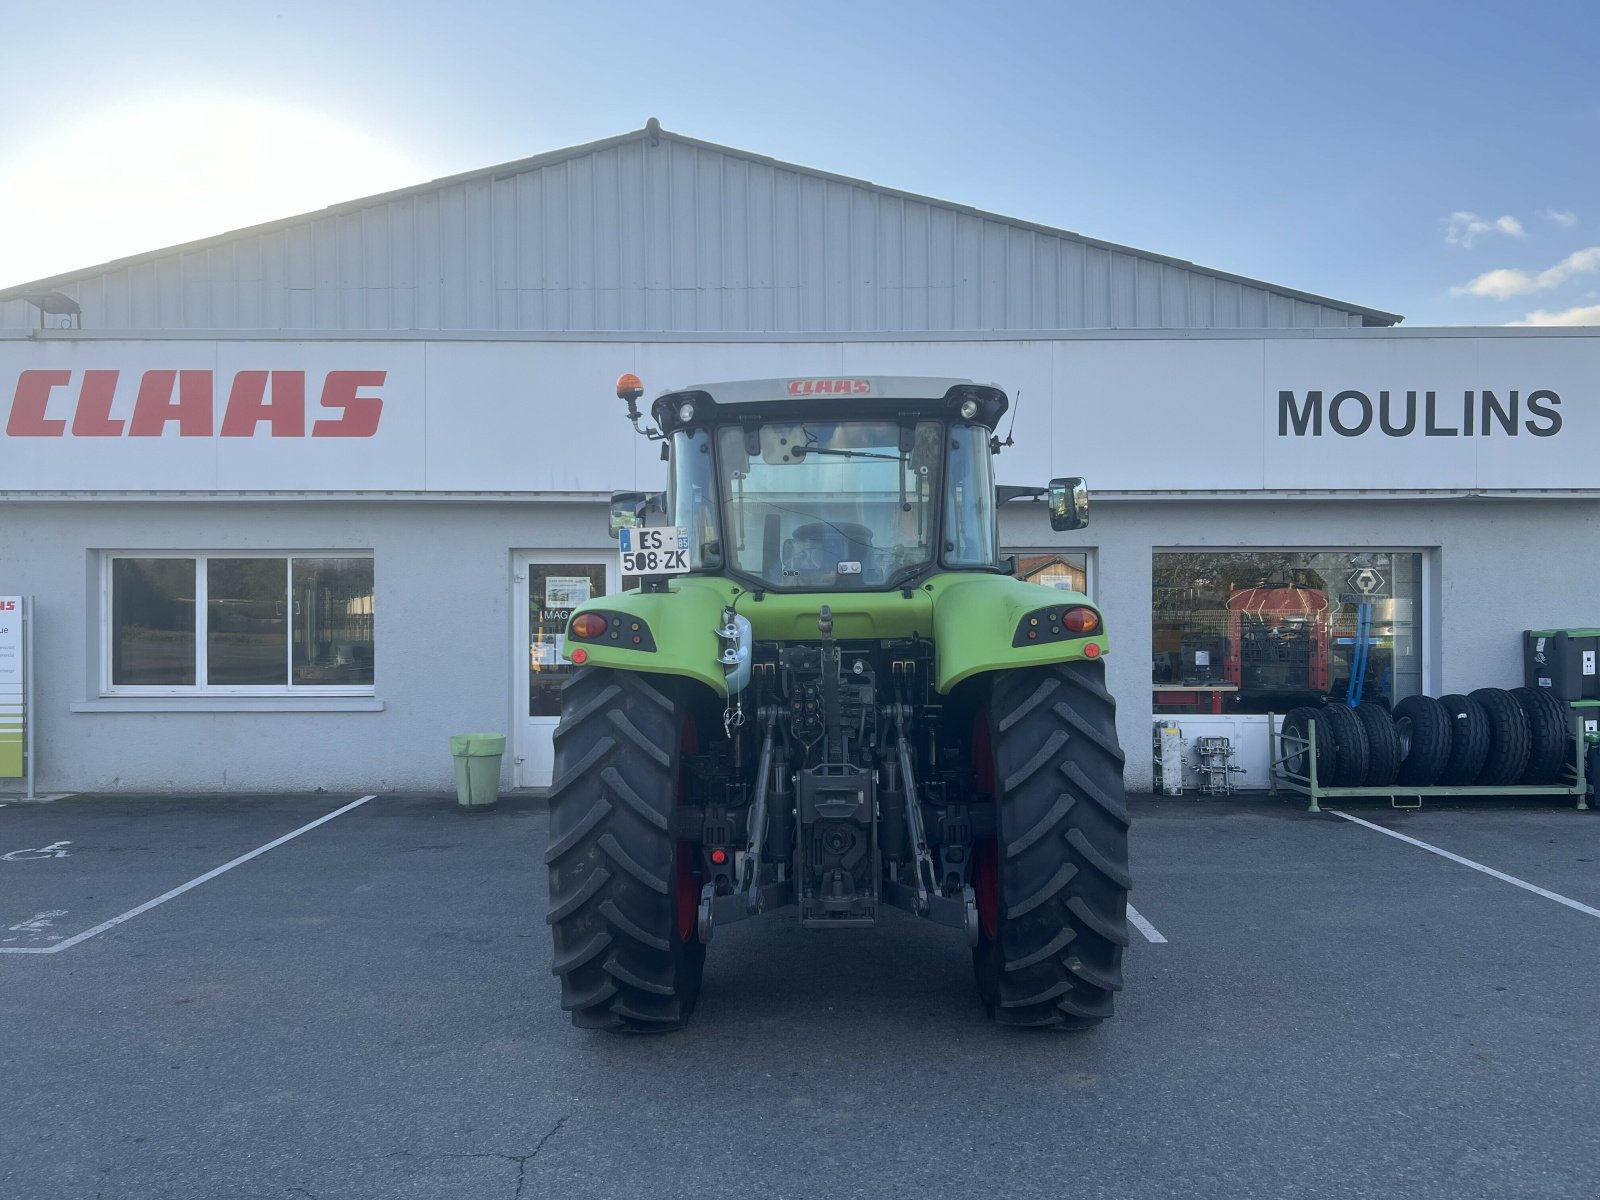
(0, 795, 376, 956)
(1332, 810, 1600, 921)
(1126, 903, 1168, 944)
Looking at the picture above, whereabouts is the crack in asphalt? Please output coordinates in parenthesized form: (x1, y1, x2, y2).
(516, 1115, 570, 1198)
(376, 1114, 571, 1198)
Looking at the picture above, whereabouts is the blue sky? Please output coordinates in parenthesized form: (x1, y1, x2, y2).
(3, 0, 1596, 326)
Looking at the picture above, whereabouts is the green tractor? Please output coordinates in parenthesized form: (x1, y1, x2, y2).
(547, 374, 1129, 1032)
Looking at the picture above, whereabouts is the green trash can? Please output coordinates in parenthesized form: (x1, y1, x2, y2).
(450, 733, 507, 811)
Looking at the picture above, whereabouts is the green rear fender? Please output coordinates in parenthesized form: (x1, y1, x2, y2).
(926, 575, 1109, 693)
(558, 573, 1109, 698)
(559, 576, 739, 696)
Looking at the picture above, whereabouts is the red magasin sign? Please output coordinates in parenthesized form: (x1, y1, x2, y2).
(3, 369, 385, 438)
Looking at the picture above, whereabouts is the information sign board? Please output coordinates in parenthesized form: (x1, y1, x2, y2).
(0, 597, 23, 779)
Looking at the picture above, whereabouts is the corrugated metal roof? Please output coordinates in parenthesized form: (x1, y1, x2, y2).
(0, 121, 1402, 332)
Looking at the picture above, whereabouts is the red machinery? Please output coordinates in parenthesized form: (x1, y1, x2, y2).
(1224, 584, 1331, 695)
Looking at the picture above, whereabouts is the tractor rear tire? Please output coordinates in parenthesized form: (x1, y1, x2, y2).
(1322, 703, 1369, 786)
(973, 660, 1130, 1030)
(1469, 688, 1531, 786)
(1437, 694, 1490, 786)
(1392, 695, 1451, 786)
(1355, 702, 1400, 786)
(546, 668, 706, 1033)
(1511, 686, 1569, 784)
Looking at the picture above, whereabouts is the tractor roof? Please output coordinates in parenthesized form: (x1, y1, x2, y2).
(651, 375, 1009, 435)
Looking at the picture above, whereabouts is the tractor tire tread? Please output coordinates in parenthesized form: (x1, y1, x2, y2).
(1355, 703, 1401, 786)
(547, 668, 705, 1033)
(1321, 704, 1368, 787)
(1511, 686, 1569, 784)
(1393, 695, 1452, 786)
(1437, 694, 1490, 786)
(975, 660, 1129, 1030)
(1468, 688, 1531, 785)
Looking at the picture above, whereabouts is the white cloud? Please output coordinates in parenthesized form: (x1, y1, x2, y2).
(1453, 245, 1600, 299)
(1455, 267, 1537, 299)
(1507, 304, 1600, 326)
(1445, 211, 1526, 247)
(1543, 209, 1578, 228)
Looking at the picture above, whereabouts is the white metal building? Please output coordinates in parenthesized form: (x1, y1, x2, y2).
(2, 122, 1596, 796)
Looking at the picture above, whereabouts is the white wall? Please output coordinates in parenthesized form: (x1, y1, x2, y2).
(3, 492, 1596, 793)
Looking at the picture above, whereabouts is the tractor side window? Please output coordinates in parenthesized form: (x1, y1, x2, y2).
(943, 425, 997, 568)
(670, 429, 722, 569)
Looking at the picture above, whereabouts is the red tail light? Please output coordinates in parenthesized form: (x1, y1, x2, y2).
(1061, 607, 1100, 635)
(571, 613, 608, 639)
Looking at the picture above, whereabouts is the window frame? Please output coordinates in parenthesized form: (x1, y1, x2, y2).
(100, 550, 376, 698)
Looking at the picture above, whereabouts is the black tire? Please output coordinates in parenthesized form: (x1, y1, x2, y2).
(1280, 706, 1336, 786)
(1469, 688, 1532, 786)
(1321, 703, 1369, 787)
(1392, 695, 1452, 786)
(546, 668, 706, 1033)
(1355, 702, 1400, 786)
(972, 660, 1130, 1030)
(1437, 694, 1490, 786)
(1511, 686, 1569, 784)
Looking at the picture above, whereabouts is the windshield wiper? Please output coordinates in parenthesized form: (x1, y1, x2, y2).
(794, 445, 906, 462)
(794, 426, 905, 462)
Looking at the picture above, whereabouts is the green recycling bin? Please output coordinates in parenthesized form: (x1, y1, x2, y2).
(450, 733, 507, 811)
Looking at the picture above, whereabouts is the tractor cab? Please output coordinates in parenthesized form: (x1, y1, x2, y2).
(613, 374, 1084, 594)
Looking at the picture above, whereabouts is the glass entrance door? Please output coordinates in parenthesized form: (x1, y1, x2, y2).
(514, 553, 616, 788)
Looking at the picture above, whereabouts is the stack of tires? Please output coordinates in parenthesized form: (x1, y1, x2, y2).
(1281, 687, 1572, 789)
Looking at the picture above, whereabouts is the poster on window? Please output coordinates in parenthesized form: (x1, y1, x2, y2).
(544, 577, 592, 608)
(0, 596, 23, 778)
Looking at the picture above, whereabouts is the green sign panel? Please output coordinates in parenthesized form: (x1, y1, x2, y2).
(0, 597, 22, 778)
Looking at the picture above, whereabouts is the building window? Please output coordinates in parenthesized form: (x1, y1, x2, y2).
(1153, 551, 1422, 715)
(1013, 551, 1089, 594)
(108, 554, 374, 692)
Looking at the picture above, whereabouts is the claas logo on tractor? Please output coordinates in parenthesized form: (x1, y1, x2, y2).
(545, 373, 1129, 1033)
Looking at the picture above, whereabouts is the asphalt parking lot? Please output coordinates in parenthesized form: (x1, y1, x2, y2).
(2, 791, 1598, 1200)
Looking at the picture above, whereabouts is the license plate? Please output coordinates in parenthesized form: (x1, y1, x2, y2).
(619, 526, 691, 575)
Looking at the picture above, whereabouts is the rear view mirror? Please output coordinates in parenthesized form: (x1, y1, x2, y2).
(608, 491, 647, 539)
(1048, 477, 1089, 531)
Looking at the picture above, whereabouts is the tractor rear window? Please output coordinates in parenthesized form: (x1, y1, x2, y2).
(716, 420, 944, 591)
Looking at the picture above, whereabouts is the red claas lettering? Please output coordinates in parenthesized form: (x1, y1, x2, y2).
(786, 378, 871, 396)
(219, 372, 306, 437)
(2, 369, 386, 438)
(128, 371, 214, 437)
(312, 370, 385, 437)
(6, 370, 70, 436)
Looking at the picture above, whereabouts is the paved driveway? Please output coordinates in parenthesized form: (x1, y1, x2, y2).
(1, 792, 1597, 1199)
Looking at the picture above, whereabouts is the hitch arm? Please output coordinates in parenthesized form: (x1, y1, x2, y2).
(893, 703, 939, 914)
(741, 706, 779, 914)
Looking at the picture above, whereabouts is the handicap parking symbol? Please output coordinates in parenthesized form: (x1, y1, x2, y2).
(2, 841, 72, 861)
